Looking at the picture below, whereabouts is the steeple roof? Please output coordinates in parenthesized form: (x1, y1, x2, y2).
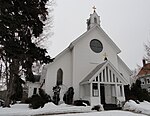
(87, 8, 100, 30)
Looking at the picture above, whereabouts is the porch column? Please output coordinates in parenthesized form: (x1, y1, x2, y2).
(107, 68, 110, 82)
(90, 83, 92, 97)
(79, 85, 82, 99)
(105, 68, 107, 82)
(122, 84, 125, 97)
(98, 82, 101, 103)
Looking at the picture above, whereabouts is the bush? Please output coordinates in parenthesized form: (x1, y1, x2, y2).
(25, 88, 51, 109)
(28, 94, 44, 109)
(52, 85, 61, 105)
(124, 80, 150, 102)
(124, 84, 132, 100)
(39, 88, 51, 103)
(24, 97, 32, 104)
(91, 105, 104, 111)
(74, 100, 90, 106)
(0, 99, 4, 107)
(63, 87, 74, 105)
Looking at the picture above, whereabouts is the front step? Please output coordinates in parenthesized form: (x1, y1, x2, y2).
(103, 104, 122, 110)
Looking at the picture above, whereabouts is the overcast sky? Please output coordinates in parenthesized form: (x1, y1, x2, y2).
(46, 0, 150, 70)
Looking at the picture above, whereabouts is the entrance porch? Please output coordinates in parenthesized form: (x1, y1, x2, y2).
(80, 61, 127, 106)
(80, 82, 125, 106)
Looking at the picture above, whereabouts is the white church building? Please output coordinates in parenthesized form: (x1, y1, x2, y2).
(28, 10, 132, 106)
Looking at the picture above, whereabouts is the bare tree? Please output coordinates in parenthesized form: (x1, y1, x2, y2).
(145, 41, 150, 62)
(0, 0, 54, 107)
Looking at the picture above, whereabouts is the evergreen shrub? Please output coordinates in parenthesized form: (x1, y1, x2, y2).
(25, 88, 51, 109)
(52, 86, 61, 105)
(91, 105, 104, 111)
(124, 80, 150, 102)
(74, 100, 90, 106)
(63, 87, 74, 105)
(28, 94, 44, 109)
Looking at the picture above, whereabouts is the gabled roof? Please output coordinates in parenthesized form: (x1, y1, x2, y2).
(52, 24, 121, 63)
(137, 63, 150, 78)
(70, 24, 121, 54)
(80, 60, 128, 85)
(80, 61, 107, 84)
(117, 55, 132, 76)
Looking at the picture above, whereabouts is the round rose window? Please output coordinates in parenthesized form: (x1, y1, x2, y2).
(90, 39, 103, 53)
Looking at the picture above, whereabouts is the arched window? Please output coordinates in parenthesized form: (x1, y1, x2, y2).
(56, 68, 63, 85)
(87, 19, 91, 26)
(94, 17, 97, 23)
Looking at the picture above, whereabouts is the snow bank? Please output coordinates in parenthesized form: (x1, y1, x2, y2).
(0, 102, 92, 116)
(0, 101, 150, 116)
(123, 100, 150, 115)
(42, 102, 58, 109)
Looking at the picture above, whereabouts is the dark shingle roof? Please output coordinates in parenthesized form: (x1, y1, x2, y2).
(137, 63, 150, 78)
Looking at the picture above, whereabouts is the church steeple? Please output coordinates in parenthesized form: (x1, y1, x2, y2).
(87, 6, 100, 30)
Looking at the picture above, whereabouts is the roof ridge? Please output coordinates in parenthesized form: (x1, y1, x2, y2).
(80, 61, 107, 84)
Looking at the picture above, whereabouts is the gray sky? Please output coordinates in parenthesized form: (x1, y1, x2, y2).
(46, 0, 150, 70)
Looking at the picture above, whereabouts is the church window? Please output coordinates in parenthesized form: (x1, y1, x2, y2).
(87, 19, 90, 26)
(94, 17, 97, 23)
(56, 68, 63, 85)
(109, 70, 112, 82)
(33, 88, 37, 95)
(99, 73, 102, 82)
(117, 78, 119, 83)
(103, 69, 105, 82)
(96, 76, 98, 81)
(106, 67, 109, 82)
(113, 74, 115, 82)
(90, 39, 103, 53)
(92, 83, 99, 97)
(120, 86, 123, 97)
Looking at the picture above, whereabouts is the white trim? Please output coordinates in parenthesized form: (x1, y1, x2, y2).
(117, 55, 132, 75)
(95, 27, 121, 54)
(48, 25, 122, 68)
(88, 61, 128, 84)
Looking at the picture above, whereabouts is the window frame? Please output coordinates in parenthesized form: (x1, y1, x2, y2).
(92, 83, 99, 97)
(56, 68, 63, 86)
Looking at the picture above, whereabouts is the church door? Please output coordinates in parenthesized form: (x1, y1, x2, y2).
(100, 84, 105, 104)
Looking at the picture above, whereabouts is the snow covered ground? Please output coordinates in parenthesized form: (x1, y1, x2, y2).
(0, 103, 92, 116)
(123, 100, 150, 115)
(0, 100, 149, 116)
(51, 111, 146, 116)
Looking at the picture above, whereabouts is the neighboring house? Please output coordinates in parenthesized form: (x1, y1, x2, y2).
(27, 75, 41, 97)
(28, 10, 132, 106)
(137, 59, 150, 93)
(27, 65, 47, 97)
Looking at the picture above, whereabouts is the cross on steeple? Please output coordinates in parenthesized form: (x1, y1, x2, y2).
(92, 6, 96, 12)
(87, 6, 100, 30)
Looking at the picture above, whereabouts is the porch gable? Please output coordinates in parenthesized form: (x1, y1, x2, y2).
(80, 60, 128, 85)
